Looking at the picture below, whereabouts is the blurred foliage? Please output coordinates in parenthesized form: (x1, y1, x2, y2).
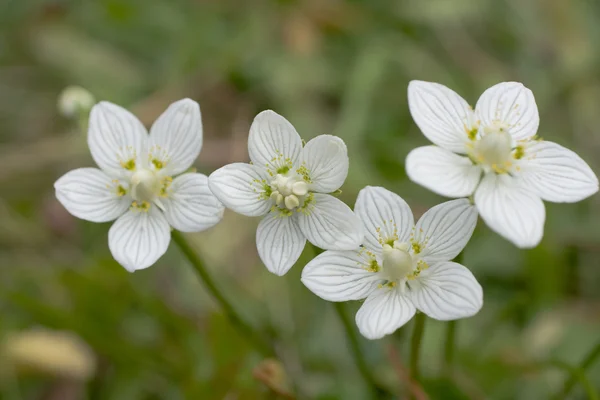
(1, 0, 600, 399)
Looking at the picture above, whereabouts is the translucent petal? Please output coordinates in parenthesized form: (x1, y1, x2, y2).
(519, 140, 598, 203)
(88, 102, 148, 176)
(297, 194, 363, 250)
(408, 261, 483, 320)
(414, 198, 478, 263)
(355, 287, 416, 340)
(162, 173, 224, 232)
(408, 80, 475, 153)
(354, 186, 414, 254)
(54, 168, 130, 222)
(148, 99, 203, 175)
(108, 206, 171, 272)
(475, 82, 539, 141)
(300, 135, 349, 193)
(301, 250, 381, 301)
(208, 163, 272, 217)
(248, 110, 302, 173)
(256, 212, 306, 276)
(406, 146, 482, 198)
(475, 173, 545, 248)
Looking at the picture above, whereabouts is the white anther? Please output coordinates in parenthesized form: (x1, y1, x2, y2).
(292, 181, 308, 196)
(276, 194, 285, 208)
(284, 194, 300, 210)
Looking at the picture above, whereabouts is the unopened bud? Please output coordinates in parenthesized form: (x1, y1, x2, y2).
(58, 86, 95, 119)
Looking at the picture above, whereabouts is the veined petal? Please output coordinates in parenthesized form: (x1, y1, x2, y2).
(256, 212, 305, 276)
(54, 168, 130, 223)
(475, 173, 545, 248)
(298, 194, 363, 250)
(407, 80, 476, 153)
(108, 206, 171, 272)
(355, 287, 416, 340)
(208, 163, 272, 217)
(300, 135, 348, 193)
(414, 198, 478, 263)
(301, 250, 382, 302)
(161, 173, 224, 232)
(475, 82, 539, 141)
(248, 110, 302, 173)
(148, 98, 202, 176)
(408, 261, 482, 321)
(88, 102, 148, 176)
(406, 146, 482, 198)
(354, 186, 414, 254)
(518, 140, 599, 203)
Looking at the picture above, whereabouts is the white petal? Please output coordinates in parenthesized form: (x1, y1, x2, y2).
(475, 173, 545, 248)
(300, 135, 349, 193)
(408, 261, 482, 321)
(407, 80, 476, 153)
(248, 110, 303, 173)
(161, 173, 224, 232)
(414, 198, 478, 263)
(406, 146, 482, 198)
(88, 101, 148, 176)
(301, 250, 382, 301)
(148, 98, 203, 176)
(256, 212, 306, 276)
(298, 194, 363, 250)
(54, 168, 130, 222)
(108, 207, 171, 272)
(475, 82, 539, 141)
(355, 287, 416, 340)
(519, 140, 599, 203)
(354, 186, 414, 253)
(208, 163, 272, 217)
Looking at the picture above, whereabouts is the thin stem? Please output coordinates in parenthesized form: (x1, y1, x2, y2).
(444, 252, 463, 374)
(443, 320, 456, 373)
(410, 312, 426, 383)
(172, 231, 274, 357)
(309, 243, 388, 397)
(558, 341, 600, 399)
(333, 302, 387, 398)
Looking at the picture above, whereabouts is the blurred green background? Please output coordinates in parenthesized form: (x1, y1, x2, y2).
(1, 0, 600, 399)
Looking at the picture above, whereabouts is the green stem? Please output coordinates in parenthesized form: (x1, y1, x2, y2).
(557, 341, 600, 399)
(172, 231, 274, 357)
(444, 252, 463, 374)
(410, 312, 426, 383)
(443, 320, 456, 373)
(333, 302, 387, 398)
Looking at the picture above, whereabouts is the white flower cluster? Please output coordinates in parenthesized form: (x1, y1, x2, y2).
(55, 81, 598, 339)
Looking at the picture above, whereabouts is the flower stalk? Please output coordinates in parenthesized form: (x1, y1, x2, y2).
(172, 231, 274, 357)
(409, 312, 426, 384)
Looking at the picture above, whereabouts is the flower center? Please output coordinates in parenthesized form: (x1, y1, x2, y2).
(472, 121, 513, 173)
(131, 168, 160, 202)
(269, 173, 309, 210)
(381, 241, 414, 281)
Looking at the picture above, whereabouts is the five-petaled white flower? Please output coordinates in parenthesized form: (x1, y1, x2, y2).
(208, 110, 363, 276)
(54, 99, 224, 271)
(302, 186, 482, 340)
(406, 81, 599, 248)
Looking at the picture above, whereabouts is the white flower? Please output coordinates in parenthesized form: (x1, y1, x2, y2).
(301, 186, 482, 340)
(406, 81, 599, 248)
(208, 110, 363, 276)
(54, 99, 224, 271)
